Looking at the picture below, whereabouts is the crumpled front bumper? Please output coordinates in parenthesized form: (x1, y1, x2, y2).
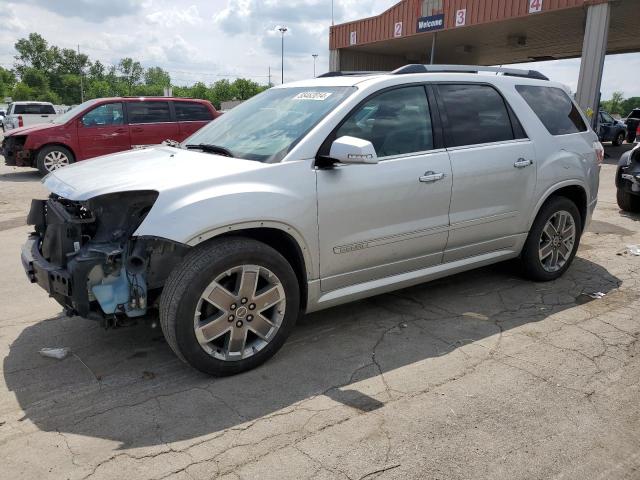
(21, 235, 72, 298)
(2, 136, 31, 167)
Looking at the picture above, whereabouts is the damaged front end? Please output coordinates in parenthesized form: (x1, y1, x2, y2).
(2, 135, 30, 167)
(21, 191, 189, 325)
(617, 145, 640, 195)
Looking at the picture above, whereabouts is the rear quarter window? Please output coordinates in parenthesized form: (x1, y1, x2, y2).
(175, 102, 214, 121)
(516, 85, 587, 135)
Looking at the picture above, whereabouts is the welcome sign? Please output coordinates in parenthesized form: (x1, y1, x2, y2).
(417, 13, 445, 33)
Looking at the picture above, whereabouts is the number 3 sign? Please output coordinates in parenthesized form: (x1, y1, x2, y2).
(455, 9, 466, 27)
(529, 0, 543, 13)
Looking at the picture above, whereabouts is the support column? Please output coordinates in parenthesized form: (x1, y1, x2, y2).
(575, 2, 610, 127)
(430, 33, 437, 64)
(329, 49, 340, 71)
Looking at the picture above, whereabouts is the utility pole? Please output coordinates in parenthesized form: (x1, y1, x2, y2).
(332, 0, 334, 26)
(278, 26, 288, 84)
(312, 54, 318, 77)
(77, 44, 84, 103)
(268, 66, 272, 87)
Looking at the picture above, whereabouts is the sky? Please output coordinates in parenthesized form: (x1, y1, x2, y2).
(0, 0, 638, 100)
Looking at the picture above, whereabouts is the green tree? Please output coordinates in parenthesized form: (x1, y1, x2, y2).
(0, 66, 16, 98)
(621, 97, 640, 117)
(13, 33, 59, 75)
(208, 79, 236, 108)
(144, 66, 170, 87)
(88, 60, 105, 81)
(118, 57, 143, 95)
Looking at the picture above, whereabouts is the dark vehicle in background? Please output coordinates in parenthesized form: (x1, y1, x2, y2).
(2, 97, 220, 175)
(0, 109, 5, 131)
(616, 143, 640, 212)
(598, 110, 626, 146)
(625, 108, 640, 143)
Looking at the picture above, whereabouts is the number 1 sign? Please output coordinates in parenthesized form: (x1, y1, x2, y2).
(529, 0, 543, 13)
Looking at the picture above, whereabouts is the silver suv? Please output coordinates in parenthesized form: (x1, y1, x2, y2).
(21, 65, 602, 375)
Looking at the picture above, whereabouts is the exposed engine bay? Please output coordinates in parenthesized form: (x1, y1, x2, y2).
(22, 191, 189, 326)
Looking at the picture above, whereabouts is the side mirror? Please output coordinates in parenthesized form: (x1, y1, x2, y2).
(329, 136, 378, 165)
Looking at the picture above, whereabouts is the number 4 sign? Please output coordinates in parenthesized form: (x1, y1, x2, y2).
(529, 0, 543, 13)
(455, 9, 466, 27)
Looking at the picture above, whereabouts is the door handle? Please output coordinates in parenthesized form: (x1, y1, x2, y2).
(132, 127, 144, 133)
(115, 128, 127, 133)
(514, 158, 533, 168)
(419, 171, 445, 183)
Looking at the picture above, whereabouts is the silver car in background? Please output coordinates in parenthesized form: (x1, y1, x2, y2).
(21, 65, 602, 375)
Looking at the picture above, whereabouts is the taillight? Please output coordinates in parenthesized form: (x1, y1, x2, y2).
(636, 124, 640, 136)
(593, 141, 604, 165)
(18, 115, 23, 127)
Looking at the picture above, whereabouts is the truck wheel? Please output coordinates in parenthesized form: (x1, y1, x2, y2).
(520, 196, 582, 282)
(616, 188, 640, 213)
(160, 237, 300, 376)
(36, 145, 75, 175)
(613, 132, 625, 146)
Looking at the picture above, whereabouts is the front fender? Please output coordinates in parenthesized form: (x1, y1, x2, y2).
(134, 160, 320, 279)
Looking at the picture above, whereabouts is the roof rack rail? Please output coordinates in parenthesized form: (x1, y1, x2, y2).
(317, 71, 385, 78)
(391, 64, 549, 81)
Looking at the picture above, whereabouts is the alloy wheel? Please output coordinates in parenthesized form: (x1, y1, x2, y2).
(194, 264, 286, 361)
(43, 151, 70, 171)
(538, 210, 576, 273)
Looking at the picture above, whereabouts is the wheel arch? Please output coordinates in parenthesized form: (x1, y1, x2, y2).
(187, 222, 314, 312)
(530, 182, 588, 231)
(36, 142, 77, 161)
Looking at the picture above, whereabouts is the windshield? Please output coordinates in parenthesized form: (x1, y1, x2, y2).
(52, 99, 100, 124)
(183, 86, 355, 162)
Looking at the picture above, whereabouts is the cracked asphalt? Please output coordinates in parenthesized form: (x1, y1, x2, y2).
(0, 144, 638, 480)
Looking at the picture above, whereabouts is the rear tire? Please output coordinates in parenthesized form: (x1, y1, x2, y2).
(36, 145, 75, 175)
(613, 132, 625, 146)
(520, 196, 582, 282)
(160, 237, 300, 376)
(617, 188, 640, 212)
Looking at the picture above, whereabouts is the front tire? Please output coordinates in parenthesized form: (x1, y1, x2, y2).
(520, 196, 582, 282)
(160, 237, 300, 376)
(617, 188, 640, 212)
(36, 145, 75, 175)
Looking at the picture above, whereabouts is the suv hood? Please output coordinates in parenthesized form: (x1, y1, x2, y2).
(44, 146, 270, 201)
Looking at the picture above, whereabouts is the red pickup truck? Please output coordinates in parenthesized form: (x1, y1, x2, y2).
(2, 97, 220, 175)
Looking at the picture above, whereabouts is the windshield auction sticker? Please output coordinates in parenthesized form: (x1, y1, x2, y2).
(294, 92, 333, 101)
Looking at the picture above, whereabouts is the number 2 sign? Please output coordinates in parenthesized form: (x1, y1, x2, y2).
(394, 21, 403, 38)
(529, 0, 543, 13)
(455, 9, 466, 27)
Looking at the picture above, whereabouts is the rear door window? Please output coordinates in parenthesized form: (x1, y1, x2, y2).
(437, 84, 515, 147)
(516, 85, 587, 135)
(127, 101, 172, 124)
(174, 102, 213, 121)
(14, 103, 56, 114)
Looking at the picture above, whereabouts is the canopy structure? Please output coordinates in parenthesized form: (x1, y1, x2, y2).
(329, 0, 638, 119)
